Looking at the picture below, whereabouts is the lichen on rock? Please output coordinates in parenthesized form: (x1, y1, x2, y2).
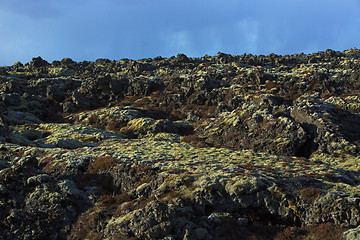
(1, 49, 360, 239)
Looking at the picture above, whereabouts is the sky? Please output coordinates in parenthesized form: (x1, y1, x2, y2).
(0, 0, 360, 66)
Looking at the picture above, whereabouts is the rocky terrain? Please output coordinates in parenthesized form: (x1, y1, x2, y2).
(0, 49, 360, 239)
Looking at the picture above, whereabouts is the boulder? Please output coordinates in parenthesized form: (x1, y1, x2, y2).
(198, 109, 308, 156)
(46, 85, 66, 102)
(343, 225, 360, 240)
(47, 138, 93, 149)
(152, 120, 193, 135)
(127, 77, 164, 97)
(0, 93, 21, 106)
(5, 110, 43, 125)
(72, 90, 91, 109)
(0, 111, 9, 142)
(30, 56, 49, 69)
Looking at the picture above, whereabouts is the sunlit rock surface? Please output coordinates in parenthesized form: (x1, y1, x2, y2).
(0, 49, 360, 239)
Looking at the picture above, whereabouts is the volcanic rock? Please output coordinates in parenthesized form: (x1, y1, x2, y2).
(1, 49, 360, 239)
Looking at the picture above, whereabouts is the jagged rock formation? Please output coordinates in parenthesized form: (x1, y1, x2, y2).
(0, 49, 360, 239)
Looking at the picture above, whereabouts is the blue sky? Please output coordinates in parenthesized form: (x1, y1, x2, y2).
(0, 0, 359, 65)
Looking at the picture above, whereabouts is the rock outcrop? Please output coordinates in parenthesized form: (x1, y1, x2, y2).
(0, 50, 360, 239)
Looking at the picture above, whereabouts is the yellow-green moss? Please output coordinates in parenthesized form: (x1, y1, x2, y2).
(325, 96, 360, 113)
(48, 67, 75, 77)
(126, 117, 156, 132)
(28, 185, 65, 205)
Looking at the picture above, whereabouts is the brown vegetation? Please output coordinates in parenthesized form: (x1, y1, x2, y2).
(266, 80, 282, 90)
(105, 121, 127, 132)
(274, 223, 347, 240)
(299, 187, 323, 203)
(87, 155, 117, 174)
(181, 134, 209, 148)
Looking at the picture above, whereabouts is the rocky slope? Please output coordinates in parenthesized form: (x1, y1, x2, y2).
(0, 49, 360, 239)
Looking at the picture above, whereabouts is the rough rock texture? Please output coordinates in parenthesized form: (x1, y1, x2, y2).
(0, 49, 360, 239)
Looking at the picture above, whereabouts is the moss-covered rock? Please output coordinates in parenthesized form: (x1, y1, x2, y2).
(1, 50, 360, 239)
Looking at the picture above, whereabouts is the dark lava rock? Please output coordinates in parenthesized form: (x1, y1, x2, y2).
(0, 93, 21, 106)
(72, 90, 91, 110)
(0, 111, 9, 143)
(127, 77, 165, 97)
(60, 57, 77, 68)
(30, 56, 49, 69)
(1, 49, 360, 239)
(0, 156, 91, 240)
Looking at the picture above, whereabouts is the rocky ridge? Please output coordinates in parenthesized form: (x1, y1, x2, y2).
(0, 49, 360, 239)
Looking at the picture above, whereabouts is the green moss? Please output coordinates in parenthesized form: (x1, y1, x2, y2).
(225, 176, 267, 196)
(156, 173, 179, 193)
(158, 68, 172, 76)
(36, 123, 123, 145)
(310, 153, 360, 171)
(27, 185, 65, 207)
(325, 96, 360, 113)
(126, 117, 156, 132)
(48, 67, 75, 77)
(175, 185, 196, 200)
(147, 132, 181, 142)
(39, 191, 64, 204)
(274, 137, 291, 146)
(107, 210, 136, 226)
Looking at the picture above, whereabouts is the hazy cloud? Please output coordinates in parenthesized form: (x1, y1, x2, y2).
(0, 0, 359, 65)
(235, 20, 260, 53)
(159, 29, 193, 56)
(0, 0, 63, 19)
